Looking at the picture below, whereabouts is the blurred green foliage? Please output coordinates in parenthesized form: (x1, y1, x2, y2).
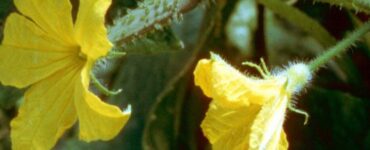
(0, 0, 12, 41)
(1, 0, 370, 150)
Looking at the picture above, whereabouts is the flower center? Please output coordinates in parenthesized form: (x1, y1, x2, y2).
(78, 51, 87, 60)
(77, 46, 87, 60)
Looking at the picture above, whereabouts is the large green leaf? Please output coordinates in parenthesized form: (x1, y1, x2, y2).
(286, 87, 369, 149)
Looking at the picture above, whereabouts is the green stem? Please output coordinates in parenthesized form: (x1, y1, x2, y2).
(308, 21, 370, 72)
(90, 72, 122, 96)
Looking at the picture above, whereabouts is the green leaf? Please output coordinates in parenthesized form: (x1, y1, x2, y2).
(111, 51, 196, 150)
(141, 79, 189, 149)
(0, 85, 23, 109)
(288, 87, 369, 149)
(257, 0, 337, 48)
(0, 0, 11, 19)
(61, 138, 109, 150)
(0, 0, 12, 40)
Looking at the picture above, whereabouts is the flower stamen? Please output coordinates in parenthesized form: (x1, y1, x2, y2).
(288, 102, 309, 125)
(260, 58, 270, 76)
(242, 59, 271, 79)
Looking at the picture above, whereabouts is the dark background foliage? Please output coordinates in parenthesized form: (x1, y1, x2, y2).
(0, 0, 369, 149)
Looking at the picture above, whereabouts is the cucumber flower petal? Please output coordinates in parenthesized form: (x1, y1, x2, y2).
(194, 53, 311, 150)
(0, 0, 131, 149)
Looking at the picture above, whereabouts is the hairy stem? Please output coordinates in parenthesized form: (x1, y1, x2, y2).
(309, 21, 370, 72)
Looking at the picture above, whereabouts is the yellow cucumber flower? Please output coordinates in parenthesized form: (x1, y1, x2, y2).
(0, 0, 130, 149)
(194, 53, 311, 150)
